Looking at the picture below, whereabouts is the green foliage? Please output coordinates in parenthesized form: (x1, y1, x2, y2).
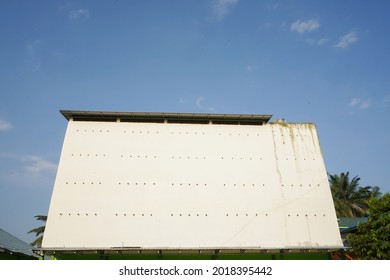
(329, 172, 381, 217)
(347, 194, 390, 259)
(27, 215, 47, 248)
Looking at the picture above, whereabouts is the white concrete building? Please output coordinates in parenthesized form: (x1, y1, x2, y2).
(42, 111, 343, 256)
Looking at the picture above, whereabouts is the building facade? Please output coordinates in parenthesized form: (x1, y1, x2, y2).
(42, 111, 343, 259)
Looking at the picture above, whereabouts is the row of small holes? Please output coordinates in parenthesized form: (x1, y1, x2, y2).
(171, 183, 207, 186)
(76, 130, 110, 133)
(118, 183, 264, 187)
(225, 184, 265, 187)
(76, 129, 266, 137)
(278, 134, 311, 138)
(287, 214, 326, 217)
(64, 182, 319, 187)
(221, 157, 263, 160)
(76, 130, 161, 134)
(119, 182, 156, 186)
(116, 213, 153, 217)
(225, 213, 270, 217)
(70, 155, 316, 161)
(125, 131, 264, 136)
(222, 133, 260, 137)
(64, 183, 263, 187)
(171, 214, 208, 217)
(69, 155, 318, 162)
(60, 213, 98, 216)
(72, 154, 269, 160)
(124, 131, 159, 134)
(76, 130, 315, 139)
(59, 213, 154, 217)
(71, 154, 106, 157)
(59, 213, 327, 217)
(171, 132, 205, 135)
(276, 158, 316, 161)
(66, 182, 101, 185)
(282, 184, 320, 187)
(121, 155, 157, 158)
(170, 156, 207, 160)
(168, 157, 264, 160)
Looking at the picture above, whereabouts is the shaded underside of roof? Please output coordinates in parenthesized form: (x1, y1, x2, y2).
(60, 110, 272, 125)
(0, 228, 38, 258)
(41, 246, 343, 256)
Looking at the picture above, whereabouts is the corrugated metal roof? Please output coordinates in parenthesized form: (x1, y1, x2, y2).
(338, 217, 368, 234)
(60, 110, 272, 125)
(0, 228, 39, 258)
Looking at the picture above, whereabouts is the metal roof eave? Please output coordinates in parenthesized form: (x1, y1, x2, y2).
(40, 245, 345, 255)
(60, 110, 272, 125)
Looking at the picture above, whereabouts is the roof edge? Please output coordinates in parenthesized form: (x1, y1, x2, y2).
(60, 110, 272, 125)
(40, 246, 344, 255)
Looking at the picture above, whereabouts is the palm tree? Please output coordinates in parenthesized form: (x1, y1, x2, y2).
(329, 172, 380, 217)
(27, 215, 47, 248)
(368, 186, 382, 199)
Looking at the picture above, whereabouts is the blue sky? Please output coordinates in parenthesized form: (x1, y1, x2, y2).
(0, 0, 389, 243)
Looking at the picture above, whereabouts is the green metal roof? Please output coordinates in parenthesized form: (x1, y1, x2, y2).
(338, 217, 368, 234)
(0, 228, 39, 258)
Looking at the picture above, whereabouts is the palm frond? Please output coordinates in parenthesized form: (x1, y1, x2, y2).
(28, 214, 47, 248)
(27, 226, 45, 236)
(30, 236, 43, 247)
(329, 172, 379, 217)
(34, 215, 47, 222)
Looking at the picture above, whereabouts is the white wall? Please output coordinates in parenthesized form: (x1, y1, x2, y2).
(42, 120, 342, 249)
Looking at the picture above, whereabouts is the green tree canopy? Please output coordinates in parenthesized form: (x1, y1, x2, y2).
(329, 172, 381, 217)
(347, 193, 390, 259)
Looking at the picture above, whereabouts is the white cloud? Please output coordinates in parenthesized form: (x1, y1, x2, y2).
(318, 38, 329, 45)
(25, 39, 42, 71)
(290, 19, 320, 33)
(267, 3, 279, 10)
(22, 156, 58, 174)
(0, 154, 57, 188)
(212, 0, 239, 20)
(0, 119, 12, 131)
(305, 37, 329, 46)
(179, 97, 187, 104)
(26, 39, 42, 55)
(382, 95, 390, 106)
(334, 31, 358, 49)
(69, 9, 90, 20)
(0, 153, 57, 175)
(348, 98, 361, 107)
(359, 101, 370, 109)
(196, 96, 205, 108)
(196, 96, 215, 112)
(348, 98, 370, 109)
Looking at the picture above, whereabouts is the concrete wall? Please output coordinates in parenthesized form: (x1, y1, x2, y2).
(43, 120, 342, 250)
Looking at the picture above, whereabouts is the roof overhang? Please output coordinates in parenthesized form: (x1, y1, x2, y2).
(40, 246, 343, 256)
(60, 110, 272, 126)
